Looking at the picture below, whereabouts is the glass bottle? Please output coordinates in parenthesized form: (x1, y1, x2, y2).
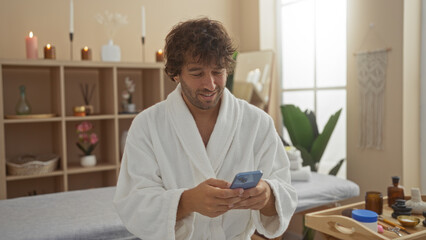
(387, 176, 405, 207)
(15, 85, 31, 115)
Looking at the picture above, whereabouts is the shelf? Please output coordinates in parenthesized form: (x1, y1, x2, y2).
(65, 115, 115, 121)
(6, 170, 64, 181)
(4, 117, 61, 124)
(118, 113, 138, 119)
(0, 59, 171, 199)
(67, 162, 117, 174)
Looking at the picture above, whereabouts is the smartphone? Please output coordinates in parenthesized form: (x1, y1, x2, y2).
(230, 170, 263, 189)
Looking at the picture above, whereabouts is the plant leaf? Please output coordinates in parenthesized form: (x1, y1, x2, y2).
(304, 109, 319, 139)
(329, 159, 345, 176)
(310, 108, 342, 162)
(295, 144, 316, 172)
(86, 142, 98, 155)
(281, 104, 314, 151)
(76, 142, 87, 155)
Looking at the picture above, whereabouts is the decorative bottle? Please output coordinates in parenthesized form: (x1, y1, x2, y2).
(387, 176, 405, 207)
(15, 85, 31, 115)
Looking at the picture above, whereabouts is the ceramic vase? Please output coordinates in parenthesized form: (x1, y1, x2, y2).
(126, 103, 136, 113)
(101, 40, 121, 62)
(405, 188, 426, 214)
(80, 155, 96, 167)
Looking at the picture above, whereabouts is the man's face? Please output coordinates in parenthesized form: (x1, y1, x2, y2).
(174, 60, 227, 111)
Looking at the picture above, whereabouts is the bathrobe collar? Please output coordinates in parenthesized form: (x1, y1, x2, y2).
(166, 84, 243, 182)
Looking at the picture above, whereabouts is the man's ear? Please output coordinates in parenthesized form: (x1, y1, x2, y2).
(173, 75, 180, 82)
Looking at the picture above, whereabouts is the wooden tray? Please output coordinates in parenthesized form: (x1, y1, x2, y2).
(5, 113, 56, 119)
(305, 196, 426, 240)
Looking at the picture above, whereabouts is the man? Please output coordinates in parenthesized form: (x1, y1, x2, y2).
(114, 18, 297, 240)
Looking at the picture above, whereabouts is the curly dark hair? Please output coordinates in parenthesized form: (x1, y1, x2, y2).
(164, 17, 236, 81)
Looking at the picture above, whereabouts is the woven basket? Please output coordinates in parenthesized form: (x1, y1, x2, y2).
(6, 153, 59, 176)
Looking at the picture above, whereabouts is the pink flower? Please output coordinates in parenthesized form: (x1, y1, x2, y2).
(76, 121, 98, 156)
(78, 133, 89, 142)
(76, 121, 93, 132)
(90, 133, 98, 145)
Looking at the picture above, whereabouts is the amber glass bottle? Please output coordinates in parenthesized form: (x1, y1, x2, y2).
(387, 176, 405, 207)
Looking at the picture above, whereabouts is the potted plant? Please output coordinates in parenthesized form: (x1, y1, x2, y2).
(76, 121, 98, 167)
(281, 104, 343, 240)
(281, 104, 343, 174)
(122, 77, 136, 113)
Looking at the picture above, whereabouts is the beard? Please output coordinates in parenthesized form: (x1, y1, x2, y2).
(180, 78, 224, 110)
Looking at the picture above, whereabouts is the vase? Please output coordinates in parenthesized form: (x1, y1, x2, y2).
(80, 155, 96, 167)
(15, 85, 31, 115)
(405, 187, 426, 214)
(126, 103, 136, 113)
(101, 39, 121, 62)
(84, 105, 94, 115)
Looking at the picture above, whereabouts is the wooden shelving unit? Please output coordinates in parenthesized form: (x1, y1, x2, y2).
(0, 59, 176, 199)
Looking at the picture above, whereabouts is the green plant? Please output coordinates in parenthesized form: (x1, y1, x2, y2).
(282, 104, 344, 240)
(281, 104, 344, 175)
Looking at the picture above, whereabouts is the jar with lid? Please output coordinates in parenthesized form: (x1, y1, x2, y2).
(365, 191, 383, 215)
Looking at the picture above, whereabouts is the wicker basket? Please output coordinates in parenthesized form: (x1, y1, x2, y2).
(6, 153, 59, 176)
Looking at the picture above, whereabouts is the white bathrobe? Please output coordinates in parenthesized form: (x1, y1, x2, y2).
(113, 84, 297, 240)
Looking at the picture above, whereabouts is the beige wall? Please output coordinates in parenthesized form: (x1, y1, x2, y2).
(0, 0, 242, 62)
(347, 0, 421, 201)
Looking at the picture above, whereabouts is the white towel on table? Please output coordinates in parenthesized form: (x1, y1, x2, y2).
(290, 166, 312, 182)
(289, 158, 303, 171)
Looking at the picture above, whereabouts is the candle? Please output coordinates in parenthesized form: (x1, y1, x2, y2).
(25, 31, 38, 59)
(81, 46, 92, 60)
(44, 44, 56, 59)
(141, 6, 146, 38)
(70, 0, 74, 33)
(156, 49, 164, 62)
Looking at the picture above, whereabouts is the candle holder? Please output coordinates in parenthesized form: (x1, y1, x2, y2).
(44, 44, 56, 59)
(81, 46, 92, 60)
(141, 37, 145, 62)
(70, 32, 74, 60)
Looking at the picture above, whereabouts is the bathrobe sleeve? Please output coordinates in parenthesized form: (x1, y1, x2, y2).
(113, 113, 195, 240)
(251, 115, 298, 238)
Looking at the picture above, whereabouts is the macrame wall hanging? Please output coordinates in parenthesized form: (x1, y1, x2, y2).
(356, 49, 388, 149)
(355, 23, 391, 150)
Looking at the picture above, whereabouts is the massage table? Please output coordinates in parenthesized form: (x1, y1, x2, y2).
(0, 173, 359, 240)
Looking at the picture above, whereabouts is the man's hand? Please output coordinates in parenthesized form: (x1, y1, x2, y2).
(177, 178, 244, 220)
(231, 180, 277, 216)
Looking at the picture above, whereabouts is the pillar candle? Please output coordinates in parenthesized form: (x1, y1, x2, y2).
(81, 46, 92, 60)
(44, 44, 56, 59)
(25, 31, 38, 59)
(70, 0, 74, 33)
(156, 49, 164, 62)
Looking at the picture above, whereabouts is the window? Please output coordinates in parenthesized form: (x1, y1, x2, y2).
(279, 0, 347, 178)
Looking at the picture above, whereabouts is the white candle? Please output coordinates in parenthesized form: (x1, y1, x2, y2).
(141, 6, 146, 37)
(70, 0, 74, 33)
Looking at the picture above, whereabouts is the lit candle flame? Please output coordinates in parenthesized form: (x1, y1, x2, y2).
(158, 49, 163, 54)
(46, 44, 51, 49)
(84, 46, 89, 51)
(29, 31, 33, 38)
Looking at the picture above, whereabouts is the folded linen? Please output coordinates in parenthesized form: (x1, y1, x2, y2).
(285, 146, 302, 161)
(290, 166, 312, 182)
(289, 158, 303, 171)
